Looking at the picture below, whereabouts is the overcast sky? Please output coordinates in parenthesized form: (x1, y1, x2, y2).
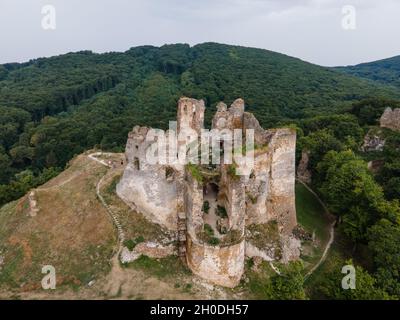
(0, 0, 399, 66)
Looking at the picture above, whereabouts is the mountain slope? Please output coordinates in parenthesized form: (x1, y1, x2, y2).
(336, 55, 400, 89)
(1, 43, 400, 206)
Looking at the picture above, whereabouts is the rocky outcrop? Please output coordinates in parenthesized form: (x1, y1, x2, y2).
(280, 235, 301, 263)
(362, 131, 385, 152)
(245, 241, 275, 262)
(380, 107, 400, 132)
(120, 247, 141, 264)
(28, 191, 39, 217)
(297, 150, 312, 184)
(368, 159, 385, 173)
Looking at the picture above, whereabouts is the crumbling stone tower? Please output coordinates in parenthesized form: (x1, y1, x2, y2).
(117, 97, 299, 288)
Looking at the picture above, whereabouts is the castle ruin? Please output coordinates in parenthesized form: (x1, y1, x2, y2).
(380, 107, 400, 132)
(117, 97, 299, 287)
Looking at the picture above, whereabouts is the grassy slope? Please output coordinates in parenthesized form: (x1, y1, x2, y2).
(0, 154, 116, 293)
(295, 183, 332, 273)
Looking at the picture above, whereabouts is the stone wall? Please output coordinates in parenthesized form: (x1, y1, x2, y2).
(380, 107, 400, 132)
(219, 166, 246, 233)
(177, 97, 205, 135)
(184, 168, 204, 237)
(186, 233, 245, 288)
(212, 98, 245, 131)
(117, 164, 179, 231)
(117, 97, 299, 287)
(117, 126, 180, 230)
(266, 128, 297, 235)
(245, 152, 270, 225)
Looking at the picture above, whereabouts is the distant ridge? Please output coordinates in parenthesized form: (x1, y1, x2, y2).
(336, 55, 400, 89)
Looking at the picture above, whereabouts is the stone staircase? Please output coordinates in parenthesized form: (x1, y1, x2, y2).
(177, 212, 187, 262)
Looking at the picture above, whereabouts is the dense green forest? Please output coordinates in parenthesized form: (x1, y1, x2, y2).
(293, 98, 400, 299)
(0, 43, 399, 300)
(337, 55, 400, 89)
(1, 42, 400, 206)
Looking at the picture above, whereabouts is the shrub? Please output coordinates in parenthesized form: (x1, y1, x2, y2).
(123, 236, 145, 251)
(202, 200, 210, 214)
(208, 237, 220, 246)
(204, 223, 214, 236)
(217, 205, 228, 218)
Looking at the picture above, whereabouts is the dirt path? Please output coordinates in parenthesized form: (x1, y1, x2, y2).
(88, 153, 125, 263)
(87, 153, 199, 299)
(296, 179, 336, 279)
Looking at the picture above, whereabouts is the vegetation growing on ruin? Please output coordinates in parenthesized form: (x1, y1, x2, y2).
(197, 223, 220, 246)
(246, 192, 258, 204)
(128, 256, 191, 279)
(186, 163, 203, 184)
(216, 205, 228, 218)
(244, 259, 306, 300)
(226, 164, 240, 181)
(123, 236, 145, 251)
(219, 229, 243, 246)
(247, 221, 281, 258)
(201, 200, 210, 214)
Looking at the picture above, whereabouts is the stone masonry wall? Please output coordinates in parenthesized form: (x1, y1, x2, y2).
(186, 233, 245, 288)
(266, 128, 297, 235)
(177, 97, 205, 135)
(184, 168, 204, 238)
(245, 152, 270, 225)
(117, 126, 179, 230)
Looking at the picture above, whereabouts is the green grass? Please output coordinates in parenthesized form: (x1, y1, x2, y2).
(204, 224, 214, 236)
(187, 163, 204, 184)
(216, 205, 228, 218)
(295, 182, 333, 274)
(128, 256, 191, 279)
(123, 236, 145, 251)
(296, 183, 330, 244)
(247, 221, 280, 252)
(235, 258, 277, 299)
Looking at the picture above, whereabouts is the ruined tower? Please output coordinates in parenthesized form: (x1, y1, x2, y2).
(117, 97, 299, 288)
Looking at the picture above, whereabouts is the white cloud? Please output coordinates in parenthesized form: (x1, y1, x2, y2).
(0, 0, 399, 65)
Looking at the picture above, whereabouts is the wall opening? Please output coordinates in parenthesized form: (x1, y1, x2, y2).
(134, 157, 140, 170)
(202, 182, 229, 236)
(166, 166, 174, 180)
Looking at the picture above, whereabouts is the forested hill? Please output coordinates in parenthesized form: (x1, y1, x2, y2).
(1, 42, 400, 205)
(336, 55, 400, 89)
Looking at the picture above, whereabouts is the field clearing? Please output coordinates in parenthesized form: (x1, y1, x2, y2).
(295, 182, 333, 274)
